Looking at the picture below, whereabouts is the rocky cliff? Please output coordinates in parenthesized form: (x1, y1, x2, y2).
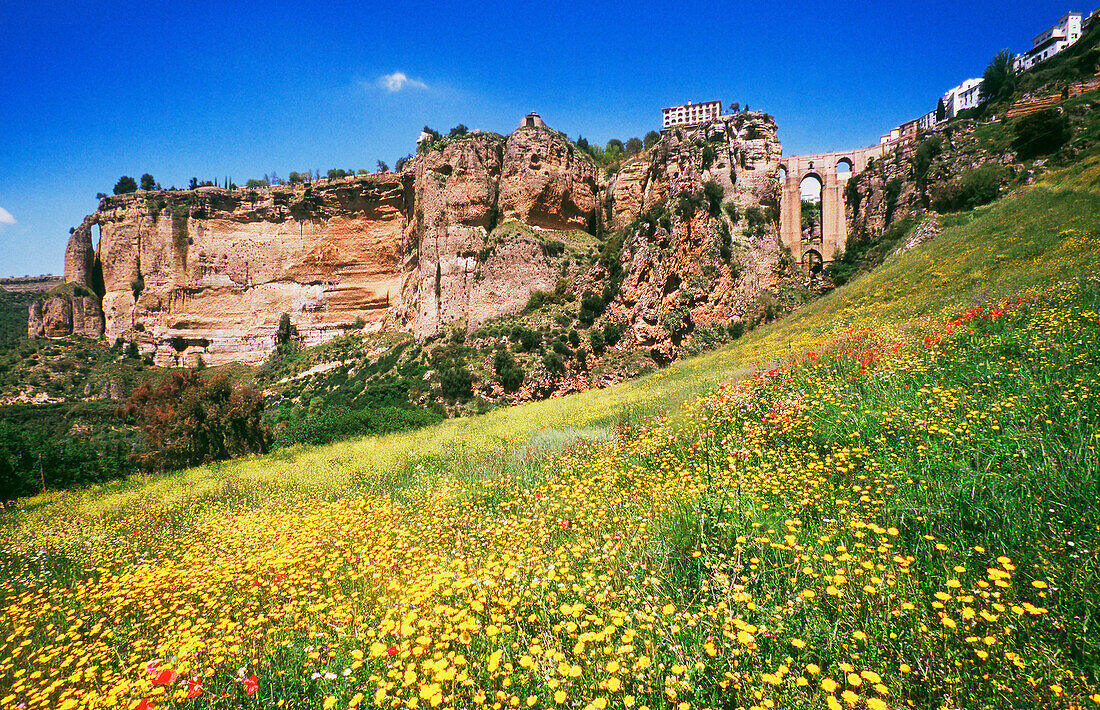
(42, 113, 791, 368)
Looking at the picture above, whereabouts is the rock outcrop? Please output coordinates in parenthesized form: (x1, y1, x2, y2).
(499, 127, 598, 230)
(43, 112, 791, 367)
(27, 285, 105, 339)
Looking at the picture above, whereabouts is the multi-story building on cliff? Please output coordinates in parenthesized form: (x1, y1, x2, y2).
(662, 100, 722, 129)
(943, 78, 984, 117)
(1014, 11, 1084, 73)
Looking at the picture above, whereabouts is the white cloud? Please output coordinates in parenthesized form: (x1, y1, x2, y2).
(378, 71, 428, 93)
(0, 206, 15, 225)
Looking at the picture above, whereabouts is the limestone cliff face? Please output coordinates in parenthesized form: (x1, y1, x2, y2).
(89, 177, 410, 365)
(603, 112, 789, 360)
(499, 127, 598, 230)
(45, 113, 790, 368)
(27, 285, 104, 339)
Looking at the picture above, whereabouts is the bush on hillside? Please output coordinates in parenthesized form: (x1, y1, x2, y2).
(272, 405, 443, 449)
(930, 164, 1007, 212)
(493, 348, 525, 393)
(1012, 108, 1071, 160)
(118, 370, 268, 471)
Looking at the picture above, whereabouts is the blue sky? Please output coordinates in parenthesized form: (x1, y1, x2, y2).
(0, 0, 1082, 277)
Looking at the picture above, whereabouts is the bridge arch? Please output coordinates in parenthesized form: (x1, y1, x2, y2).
(778, 140, 904, 273)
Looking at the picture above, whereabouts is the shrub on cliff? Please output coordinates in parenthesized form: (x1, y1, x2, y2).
(1012, 108, 1071, 160)
(930, 164, 1007, 212)
(113, 176, 138, 195)
(493, 348, 524, 393)
(118, 371, 269, 471)
(439, 363, 473, 401)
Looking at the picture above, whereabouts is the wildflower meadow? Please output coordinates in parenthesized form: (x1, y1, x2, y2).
(3, 276, 1100, 709)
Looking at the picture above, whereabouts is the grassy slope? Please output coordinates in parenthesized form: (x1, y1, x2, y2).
(10, 153, 1100, 522)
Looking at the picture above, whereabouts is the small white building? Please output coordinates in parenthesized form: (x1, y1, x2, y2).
(917, 109, 939, 130)
(943, 78, 984, 117)
(1014, 12, 1084, 73)
(661, 100, 722, 129)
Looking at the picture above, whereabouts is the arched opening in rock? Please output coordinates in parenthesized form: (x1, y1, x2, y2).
(799, 174, 823, 246)
(802, 248, 824, 275)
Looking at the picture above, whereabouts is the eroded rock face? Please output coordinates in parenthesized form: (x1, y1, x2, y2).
(499, 127, 598, 230)
(92, 177, 411, 365)
(44, 113, 792, 368)
(64, 215, 97, 289)
(28, 291, 104, 339)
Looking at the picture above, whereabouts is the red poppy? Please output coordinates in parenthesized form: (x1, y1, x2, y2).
(153, 668, 178, 686)
(245, 674, 258, 695)
(274, 573, 286, 584)
(386, 646, 399, 656)
(251, 578, 261, 587)
(134, 700, 153, 710)
(144, 659, 162, 676)
(186, 679, 203, 698)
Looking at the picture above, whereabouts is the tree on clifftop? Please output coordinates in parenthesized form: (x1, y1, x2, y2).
(113, 176, 138, 195)
(140, 173, 156, 191)
(980, 49, 1016, 106)
(644, 131, 661, 149)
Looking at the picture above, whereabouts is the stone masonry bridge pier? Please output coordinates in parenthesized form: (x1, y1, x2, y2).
(779, 139, 906, 272)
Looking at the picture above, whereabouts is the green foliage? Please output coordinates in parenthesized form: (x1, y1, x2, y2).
(439, 363, 473, 401)
(743, 205, 774, 237)
(493, 348, 525, 393)
(118, 371, 268, 471)
(0, 405, 136, 498)
(913, 135, 944, 197)
(624, 137, 643, 156)
(603, 321, 624, 347)
(140, 173, 156, 191)
(980, 49, 1017, 105)
(589, 329, 605, 355)
(510, 326, 543, 353)
(541, 351, 565, 376)
(722, 201, 740, 223)
(931, 164, 1007, 212)
(113, 176, 137, 195)
(883, 177, 904, 225)
(246, 178, 269, 188)
(0, 289, 39, 346)
(702, 180, 724, 218)
(1012, 108, 1072, 160)
(578, 291, 606, 326)
(275, 313, 298, 355)
(541, 240, 565, 258)
(644, 131, 661, 150)
(701, 145, 717, 169)
(825, 216, 918, 285)
(844, 171, 862, 219)
(272, 405, 442, 449)
(448, 124, 468, 137)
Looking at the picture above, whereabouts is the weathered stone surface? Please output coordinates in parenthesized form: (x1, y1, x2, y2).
(45, 113, 797, 368)
(29, 288, 105, 339)
(499, 127, 598, 230)
(64, 214, 97, 289)
(27, 301, 43, 338)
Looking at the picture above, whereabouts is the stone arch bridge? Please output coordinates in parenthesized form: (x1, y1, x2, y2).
(778, 139, 906, 272)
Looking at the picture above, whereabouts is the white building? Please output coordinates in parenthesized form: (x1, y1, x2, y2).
(1014, 12, 1084, 73)
(662, 100, 722, 129)
(943, 78, 984, 117)
(917, 109, 939, 130)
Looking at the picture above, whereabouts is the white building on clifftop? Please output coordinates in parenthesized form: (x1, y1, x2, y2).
(1014, 12, 1085, 73)
(662, 100, 722, 129)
